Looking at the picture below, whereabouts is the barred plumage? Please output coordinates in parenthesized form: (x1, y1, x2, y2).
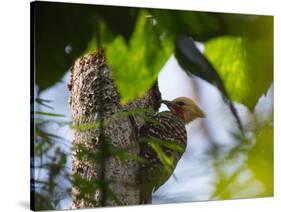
(142, 111, 187, 143)
(138, 97, 205, 204)
(139, 111, 187, 203)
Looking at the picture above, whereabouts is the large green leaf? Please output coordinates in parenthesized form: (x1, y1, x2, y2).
(204, 33, 273, 110)
(204, 37, 250, 104)
(175, 35, 244, 133)
(106, 10, 173, 104)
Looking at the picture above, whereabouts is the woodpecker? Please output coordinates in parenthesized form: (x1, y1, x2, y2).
(139, 97, 205, 204)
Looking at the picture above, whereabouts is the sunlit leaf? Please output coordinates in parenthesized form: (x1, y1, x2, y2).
(204, 26, 273, 110)
(85, 20, 115, 54)
(248, 124, 273, 196)
(149, 142, 173, 170)
(211, 164, 246, 199)
(106, 10, 173, 104)
(205, 37, 250, 102)
(174, 35, 244, 133)
(141, 137, 176, 171)
(141, 137, 185, 154)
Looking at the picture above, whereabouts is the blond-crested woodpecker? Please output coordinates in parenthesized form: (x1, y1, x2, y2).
(139, 97, 205, 204)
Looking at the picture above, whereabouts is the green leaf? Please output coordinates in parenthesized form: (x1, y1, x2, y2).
(71, 120, 108, 131)
(34, 2, 95, 90)
(72, 173, 104, 194)
(114, 150, 146, 164)
(106, 10, 173, 104)
(58, 153, 67, 166)
(175, 35, 244, 133)
(106, 188, 123, 205)
(205, 37, 250, 103)
(35, 98, 54, 110)
(248, 124, 273, 196)
(71, 108, 155, 131)
(141, 137, 185, 154)
(149, 141, 173, 170)
(84, 19, 117, 54)
(33, 192, 55, 210)
(204, 21, 273, 110)
(34, 2, 138, 91)
(150, 10, 222, 42)
(218, 14, 273, 39)
(35, 111, 65, 117)
(140, 137, 179, 170)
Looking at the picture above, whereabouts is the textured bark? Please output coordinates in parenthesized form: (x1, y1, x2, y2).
(69, 49, 161, 208)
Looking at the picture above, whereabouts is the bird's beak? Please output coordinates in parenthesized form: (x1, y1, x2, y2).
(197, 107, 206, 118)
(199, 110, 206, 118)
(160, 100, 172, 107)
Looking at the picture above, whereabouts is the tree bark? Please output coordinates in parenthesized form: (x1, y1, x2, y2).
(69, 49, 161, 208)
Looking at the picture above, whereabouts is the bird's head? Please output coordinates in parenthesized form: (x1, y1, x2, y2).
(161, 97, 205, 124)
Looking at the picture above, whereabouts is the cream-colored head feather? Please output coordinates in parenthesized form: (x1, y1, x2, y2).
(161, 97, 205, 124)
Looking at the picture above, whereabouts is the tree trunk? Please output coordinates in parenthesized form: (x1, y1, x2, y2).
(69, 49, 161, 208)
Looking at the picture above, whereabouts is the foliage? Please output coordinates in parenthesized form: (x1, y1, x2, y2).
(149, 9, 223, 42)
(211, 120, 273, 200)
(34, 2, 138, 91)
(204, 33, 273, 110)
(33, 2, 94, 91)
(33, 2, 273, 209)
(32, 102, 71, 210)
(34, 2, 273, 111)
(140, 137, 185, 172)
(106, 10, 173, 104)
(248, 124, 273, 196)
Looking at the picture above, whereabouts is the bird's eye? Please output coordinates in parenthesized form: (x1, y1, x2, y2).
(176, 101, 186, 106)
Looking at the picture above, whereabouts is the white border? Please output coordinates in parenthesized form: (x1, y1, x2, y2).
(0, 0, 279, 211)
